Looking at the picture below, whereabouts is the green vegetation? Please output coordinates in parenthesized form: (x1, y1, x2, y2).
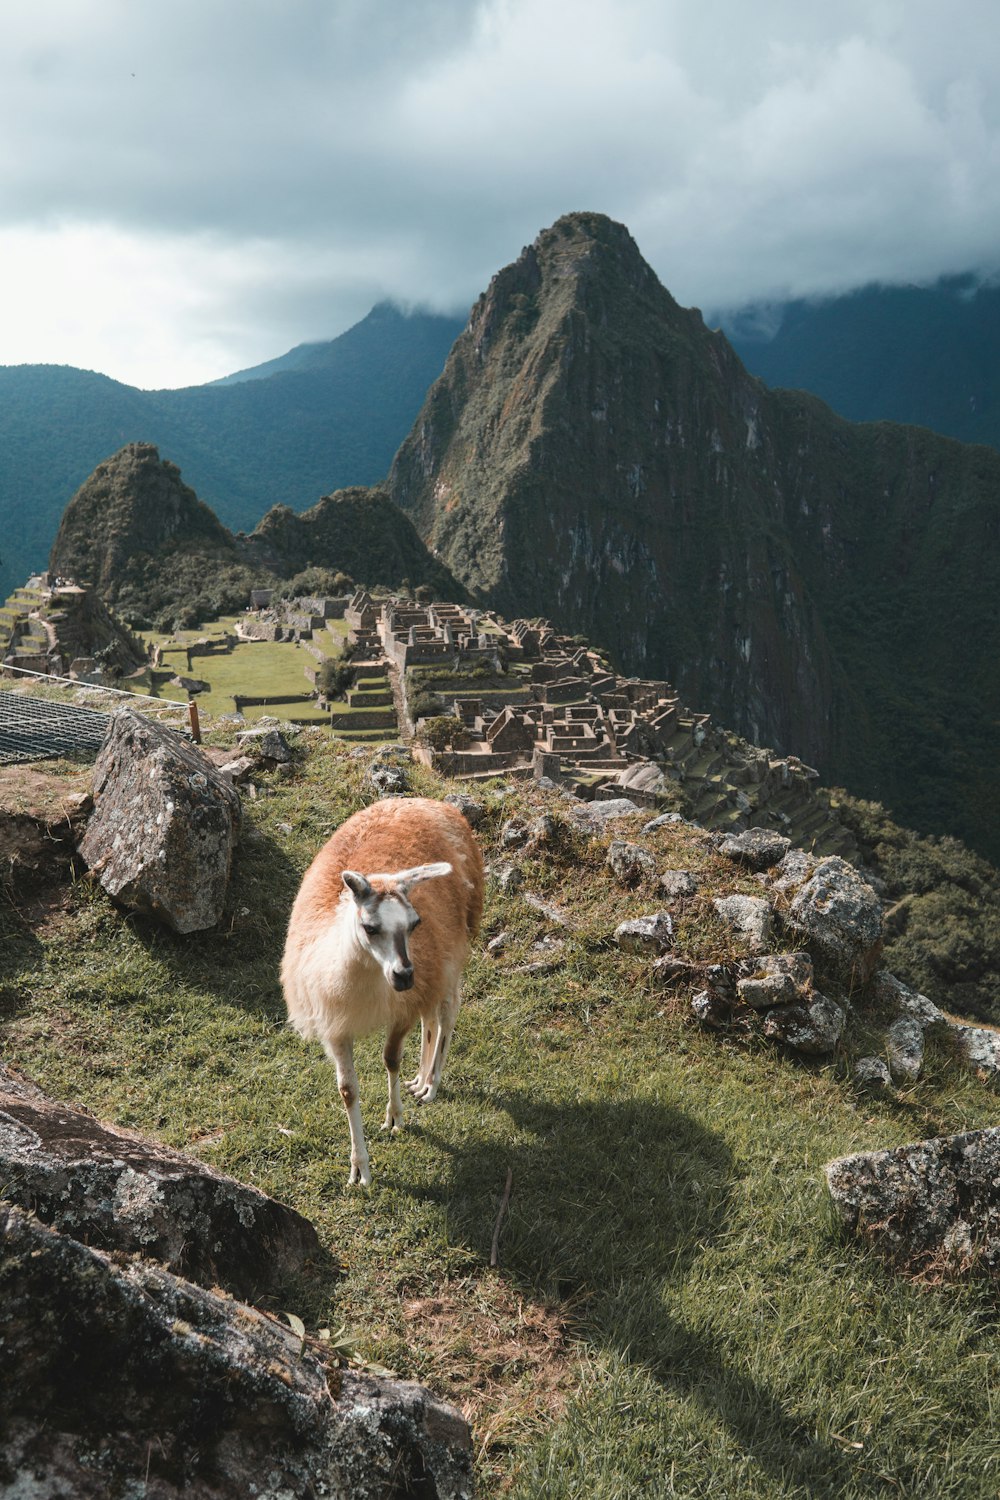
(4, 739, 1000, 1497)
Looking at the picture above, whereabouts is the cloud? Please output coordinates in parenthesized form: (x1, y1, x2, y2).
(2, 0, 999, 384)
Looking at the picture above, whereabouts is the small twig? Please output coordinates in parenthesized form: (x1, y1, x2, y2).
(490, 1166, 513, 1268)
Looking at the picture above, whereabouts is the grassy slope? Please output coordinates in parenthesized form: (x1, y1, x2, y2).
(4, 740, 1000, 1497)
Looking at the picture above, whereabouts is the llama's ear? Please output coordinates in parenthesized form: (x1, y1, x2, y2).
(342, 870, 372, 902)
(393, 861, 452, 894)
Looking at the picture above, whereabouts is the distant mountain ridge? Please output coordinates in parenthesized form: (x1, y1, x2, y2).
(0, 301, 465, 602)
(388, 212, 1000, 859)
(723, 275, 1000, 447)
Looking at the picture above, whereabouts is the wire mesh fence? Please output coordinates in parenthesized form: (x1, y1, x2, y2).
(0, 691, 112, 765)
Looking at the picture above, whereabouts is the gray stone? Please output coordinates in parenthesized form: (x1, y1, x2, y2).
(874, 970, 945, 1029)
(494, 862, 523, 894)
(443, 793, 485, 827)
(886, 1017, 924, 1083)
(607, 840, 658, 887)
(500, 817, 529, 848)
(529, 814, 557, 843)
(825, 1126, 1000, 1276)
(952, 1024, 1000, 1074)
(691, 989, 733, 1028)
(614, 911, 674, 954)
(567, 798, 641, 830)
(641, 812, 686, 834)
(486, 931, 510, 954)
(719, 827, 792, 870)
(0, 1203, 473, 1500)
(783, 857, 883, 985)
(854, 1056, 894, 1093)
(170, 675, 211, 695)
(762, 993, 847, 1054)
(659, 869, 698, 898)
(0, 1066, 321, 1300)
(217, 754, 255, 784)
(736, 951, 813, 1008)
(522, 891, 573, 926)
(238, 725, 294, 764)
(78, 709, 241, 934)
(366, 761, 410, 795)
(713, 894, 773, 953)
(769, 848, 817, 893)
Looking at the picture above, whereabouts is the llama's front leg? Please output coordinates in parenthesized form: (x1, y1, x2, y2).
(382, 1021, 409, 1133)
(324, 1037, 370, 1187)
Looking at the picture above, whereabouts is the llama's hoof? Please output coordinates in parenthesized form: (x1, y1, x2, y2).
(347, 1160, 371, 1187)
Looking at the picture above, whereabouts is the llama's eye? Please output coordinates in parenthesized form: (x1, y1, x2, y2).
(361, 922, 379, 936)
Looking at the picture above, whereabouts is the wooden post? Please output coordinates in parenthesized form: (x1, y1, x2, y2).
(188, 698, 201, 743)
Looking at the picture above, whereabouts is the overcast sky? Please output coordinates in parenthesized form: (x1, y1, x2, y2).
(3, 0, 999, 388)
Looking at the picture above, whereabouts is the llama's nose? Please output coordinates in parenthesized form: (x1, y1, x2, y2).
(391, 965, 414, 991)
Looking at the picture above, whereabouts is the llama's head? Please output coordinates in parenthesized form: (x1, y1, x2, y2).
(342, 862, 452, 990)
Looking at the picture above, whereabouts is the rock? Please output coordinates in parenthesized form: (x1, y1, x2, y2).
(874, 970, 944, 1029)
(736, 952, 813, 1008)
(443, 793, 484, 827)
(652, 955, 697, 984)
(783, 857, 883, 985)
(713, 894, 773, 954)
(614, 912, 674, 954)
(762, 994, 847, 1054)
(486, 931, 511, 955)
(641, 812, 686, 834)
(854, 1056, 894, 1093)
(691, 989, 733, 1028)
(522, 891, 573, 926)
(886, 1017, 924, 1083)
(719, 827, 792, 870)
(528, 814, 557, 843)
(0, 1203, 474, 1500)
(659, 869, 698, 898)
(825, 1127, 1000, 1277)
(0, 1066, 321, 1300)
(494, 862, 523, 894)
(606, 840, 657, 887)
(769, 848, 817, 893)
(170, 675, 210, 695)
(217, 754, 255, 784)
(952, 1024, 1000, 1074)
(366, 762, 410, 796)
(500, 818, 529, 848)
(567, 798, 641, 830)
(78, 709, 242, 934)
(237, 726, 294, 764)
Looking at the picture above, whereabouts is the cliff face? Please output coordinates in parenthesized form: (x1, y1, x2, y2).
(388, 213, 1000, 857)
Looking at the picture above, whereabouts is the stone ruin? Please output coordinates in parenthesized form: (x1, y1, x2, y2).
(0, 574, 144, 685)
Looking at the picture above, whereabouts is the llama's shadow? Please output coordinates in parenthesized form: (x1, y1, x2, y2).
(410, 1088, 851, 1491)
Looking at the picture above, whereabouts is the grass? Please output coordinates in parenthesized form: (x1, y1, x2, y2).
(4, 738, 1000, 1497)
(136, 614, 342, 722)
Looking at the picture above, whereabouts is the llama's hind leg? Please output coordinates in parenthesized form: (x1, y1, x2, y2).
(323, 1037, 370, 1187)
(409, 991, 461, 1106)
(382, 1021, 410, 1133)
(405, 1017, 436, 1096)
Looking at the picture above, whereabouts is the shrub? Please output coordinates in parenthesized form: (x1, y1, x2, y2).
(411, 691, 445, 720)
(317, 659, 356, 700)
(418, 715, 464, 751)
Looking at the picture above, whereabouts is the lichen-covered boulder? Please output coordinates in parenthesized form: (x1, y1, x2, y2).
(367, 761, 410, 796)
(886, 1017, 924, 1083)
(713, 894, 773, 954)
(0, 1067, 320, 1300)
(444, 793, 485, 827)
(615, 912, 674, 954)
(719, 827, 792, 870)
(659, 869, 698, 898)
(0, 1203, 474, 1500)
(762, 994, 847, 1055)
(736, 952, 813, 1008)
(78, 708, 241, 933)
(607, 840, 657, 886)
(783, 857, 883, 985)
(825, 1127, 1000, 1277)
(854, 1056, 894, 1093)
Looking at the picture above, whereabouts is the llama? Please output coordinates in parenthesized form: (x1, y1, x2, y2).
(281, 796, 484, 1186)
